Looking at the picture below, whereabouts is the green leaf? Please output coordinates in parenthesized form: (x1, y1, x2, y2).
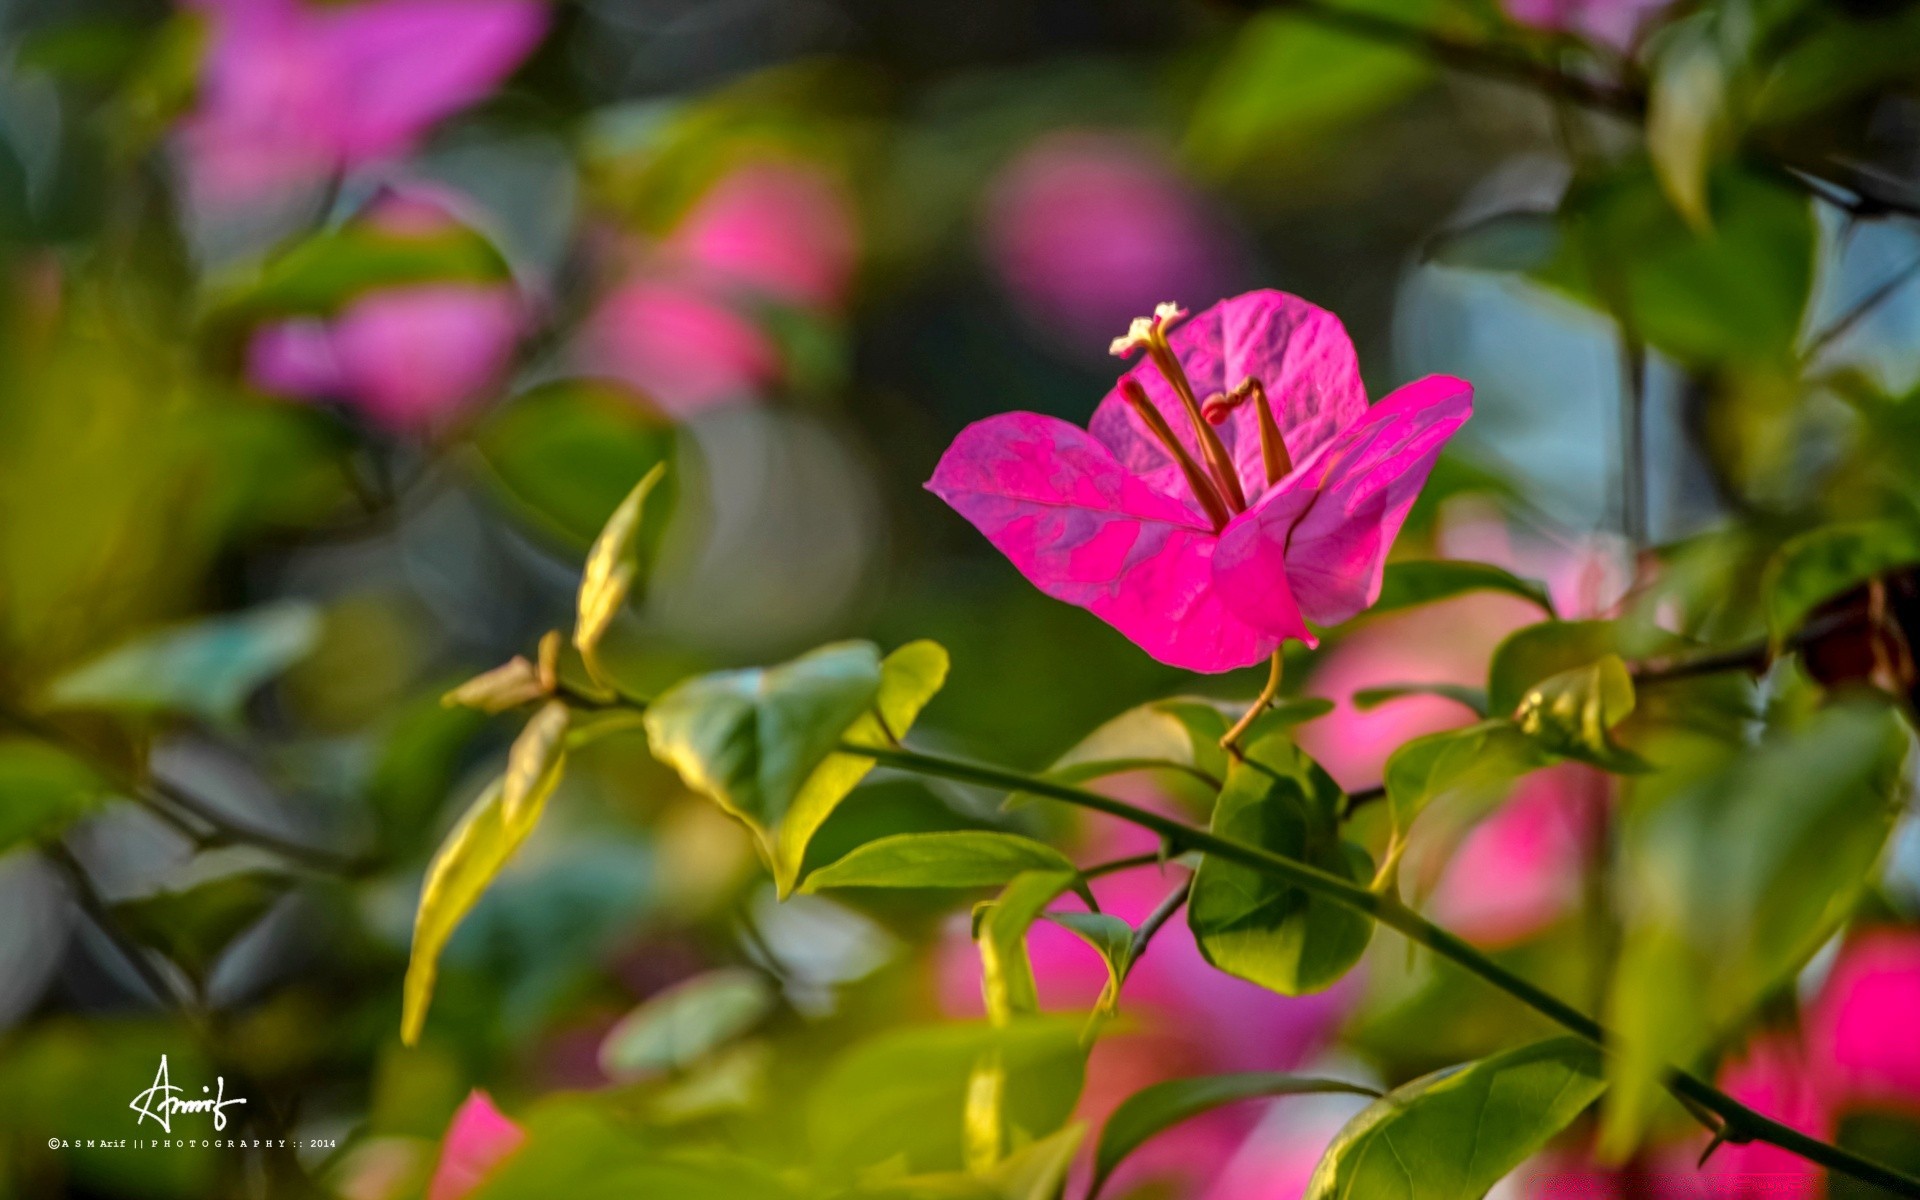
(644, 641, 884, 879)
(1765, 520, 1920, 647)
(1486, 619, 1623, 716)
(477, 380, 678, 546)
(808, 1019, 1086, 1177)
(1373, 560, 1555, 619)
(212, 224, 510, 320)
(112, 871, 289, 986)
(851, 1123, 1087, 1200)
(502, 701, 570, 827)
(1187, 3, 1433, 181)
(802, 831, 1077, 893)
(1352, 683, 1488, 717)
(1425, 210, 1560, 274)
(1602, 702, 1907, 1157)
(1381, 720, 1546, 837)
(42, 601, 322, 723)
(598, 968, 775, 1081)
(442, 656, 550, 714)
(977, 870, 1079, 1024)
(0, 739, 105, 852)
(1188, 739, 1373, 995)
(1305, 1037, 1607, 1200)
(402, 777, 552, 1046)
(1043, 910, 1136, 1018)
(1646, 13, 1735, 230)
(1511, 655, 1650, 772)
(574, 464, 668, 683)
(1093, 1074, 1379, 1197)
(774, 640, 950, 896)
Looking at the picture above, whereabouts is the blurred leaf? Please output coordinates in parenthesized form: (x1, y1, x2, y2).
(502, 701, 569, 827)
(1373, 559, 1555, 619)
(1487, 619, 1623, 715)
(1512, 655, 1650, 772)
(471, 1095, 803, 1200)
(1352, 682, 1488, 716)
(443, 655, 550, 714)
(367, 692, 487, 849)
(114, 870, 289, 986)
(0, 737, 105, 852)
(1602, 702, 1907, 1157)
(645, 640, 882, 871)
(1425, 210, 1560, 273)
(477, 380, 677, 546)
(1187, 2, 1435, 180)
(1549, 167, 1814, 365)
(598, 968, 775, 1081)
(774, 640, 950, 896)
(1188, 737, 1372, 995)
(210, 224, 510, 321)
(1304, 1038, 1607, 1199)
(1381, 719, 1546, 838)
(976, 870, 1078, 1024)
(803, 831, 1077, 892)
(574, 464, 668, 686)
(1647, 13, 1736, 230)
(808, 1019, 1086, 1176)
(853, 1123, 1086, 1200)
(402, 777, 549, 1046)
(1765, 520, 1920, 647)
(42, 601, 321, 723)
(1092, 1074, 1378, 1197)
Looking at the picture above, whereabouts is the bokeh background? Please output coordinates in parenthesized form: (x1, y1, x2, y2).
(4, 0, 1920, 1196)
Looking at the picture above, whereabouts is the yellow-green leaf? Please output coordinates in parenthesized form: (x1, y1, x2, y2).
(502, 700, 570, 827)
(573, 463, 666, 683)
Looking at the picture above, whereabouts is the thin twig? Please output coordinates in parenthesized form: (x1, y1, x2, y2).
(1804, 254, 1920, 362)
(45, 842, 204, 1028)
(1123, 879, 1194, 984)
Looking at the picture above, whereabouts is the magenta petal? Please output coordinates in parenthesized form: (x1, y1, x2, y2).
(1221, 376, 1471, 630)
(1808, 928, 1920, 1111)
(928, 412, 1279, 672)
(329, 283, 522, 431)
(1090, 290, 1368, 503)
(322, 1, 549, 164)
(248, 318, 345, 398)
(427, 1090, 525, 1200)
(669, 160, 858, 311)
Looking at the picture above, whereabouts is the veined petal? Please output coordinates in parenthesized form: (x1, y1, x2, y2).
(1218, 376, 1472, 630)
(929, 412, 1278, 672)
(1090, 290, 1368, 503)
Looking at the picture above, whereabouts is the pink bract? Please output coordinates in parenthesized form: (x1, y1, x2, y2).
(927, 291, 1472, 672)
(668, 160, 859, 311)
(1808, 927, 1920, 1112)
(181, 0, 547, 209)
(1502, 0, 1674, 52)
(426, 1090, 525, 1200)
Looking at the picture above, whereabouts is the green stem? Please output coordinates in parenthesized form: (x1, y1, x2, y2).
(854, 742, 1920, 1197)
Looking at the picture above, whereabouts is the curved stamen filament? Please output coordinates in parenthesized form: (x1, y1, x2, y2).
(1120, 378, 1232, 529)
(1143, 325, 1247, 513)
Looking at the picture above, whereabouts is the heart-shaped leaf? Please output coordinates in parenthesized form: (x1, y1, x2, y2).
(1188, 738, 1372, 995)
(1381, 719, 1547, 839)
(1305, 1038, 1607, 1200)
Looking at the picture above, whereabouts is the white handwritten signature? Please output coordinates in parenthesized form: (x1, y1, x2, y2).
(128, 1056, 247, 1133)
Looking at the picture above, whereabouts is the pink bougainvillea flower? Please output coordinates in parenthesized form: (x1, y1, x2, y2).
(425, 1090, 525, 1200)
(928, 292, 1472, 672)
(666, 159, 859, 311)
(1808, 927, 1920, 1112)
(983, 132, 1238, 350)
(180, 0, 547, 209)
(1502, 0, 1673, 52)
(579, 158, 857, 417)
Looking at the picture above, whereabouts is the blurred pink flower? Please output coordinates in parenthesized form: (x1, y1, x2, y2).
(580, 159, 857, 417)
(1808, 927, 1920, 1114)
(937, 814, 1357, 1197)
(180, 0, 547, 209)
(246, 189, 524, 433)
(983, 133, 1238, 349)
(1503, 0, 1673, 52)
(929, 292, 1472, 672)
(426, 1090, 524, 1200)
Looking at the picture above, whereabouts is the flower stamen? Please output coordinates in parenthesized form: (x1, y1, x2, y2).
(1233, 376, 1293, 488)
(1120, 378, 1232, 530)
(1112, 304, 1248, 513)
